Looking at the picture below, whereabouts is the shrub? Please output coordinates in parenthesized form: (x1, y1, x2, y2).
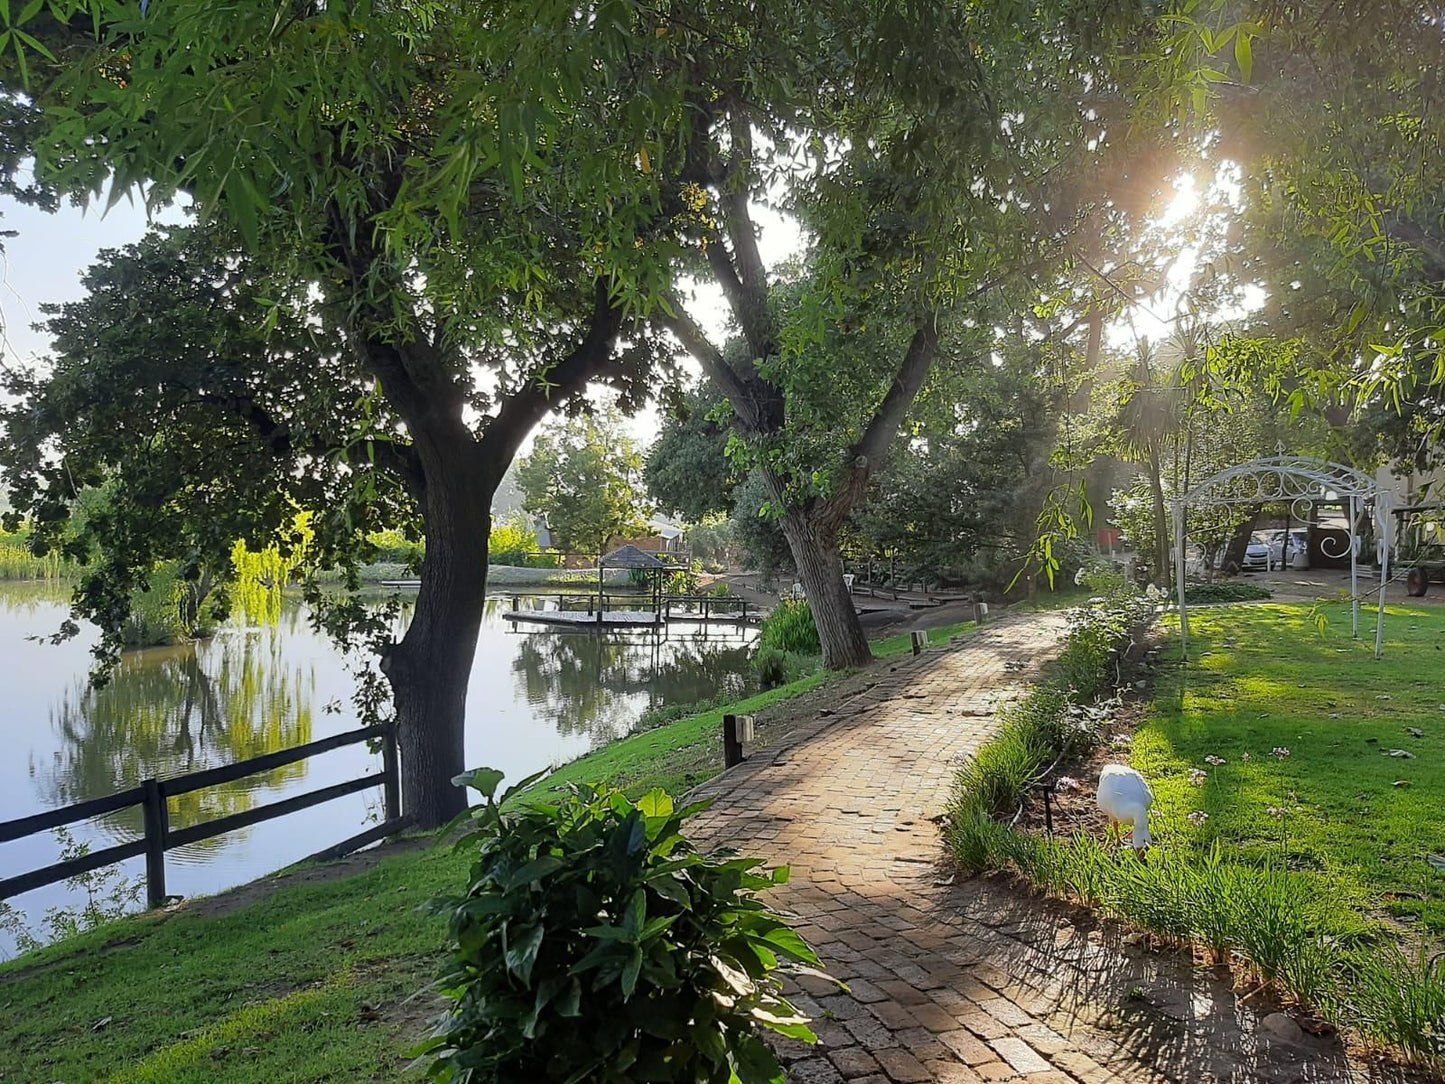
(489, 517, 541, 567)
(1184, 581, 1271, 604)
(752, 644, 815, 690)
(759, 598, 820, 656)
(422, 769, 827, 1084)
(367, 527, 425, 568)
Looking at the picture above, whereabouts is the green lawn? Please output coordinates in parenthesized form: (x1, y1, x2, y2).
(0, 616, 974, 1083)
(1133, 602, 1445, 936)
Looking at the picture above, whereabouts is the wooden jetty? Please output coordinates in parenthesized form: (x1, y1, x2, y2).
(503, 609, 663, 629)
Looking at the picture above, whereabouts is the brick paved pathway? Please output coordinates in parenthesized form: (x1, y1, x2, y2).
(687, 614, 1376, 1084)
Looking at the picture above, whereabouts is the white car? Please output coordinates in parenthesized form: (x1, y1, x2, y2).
(1267, 529, 1310, 571)
(1242, 534, 1270, 572)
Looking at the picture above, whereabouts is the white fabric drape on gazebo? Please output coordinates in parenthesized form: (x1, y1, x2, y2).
(1170, 456, 1391, 660)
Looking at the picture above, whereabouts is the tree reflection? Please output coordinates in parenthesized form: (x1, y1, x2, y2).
(40, 627, 314, 843)
(509, 628, 755, 744)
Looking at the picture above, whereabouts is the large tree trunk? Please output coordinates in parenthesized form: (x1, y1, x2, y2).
(381, 447, 491, 830)
(778, 510, 871, 669)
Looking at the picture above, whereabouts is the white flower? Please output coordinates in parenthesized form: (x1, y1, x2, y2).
(1271, 746, 1291, 759)
(1204, 755, 1226, 766)
(1189, 768, 1209, 786)
(1187, 811, 1210, 826)
(1241, 752, 1251, 763)
(1054, 776, 1082, 793)
(1267, 806, 1286, 819)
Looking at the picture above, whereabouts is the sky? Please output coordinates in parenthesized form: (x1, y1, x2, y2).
(0, 189, 176, 367)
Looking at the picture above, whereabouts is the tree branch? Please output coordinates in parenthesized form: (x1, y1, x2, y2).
(480, 280, 626, 475)
(713, 115, 776, 362)
(187, 388, 426, 496)
(815, 318, 941, 534)
(657, 292, 766, 430)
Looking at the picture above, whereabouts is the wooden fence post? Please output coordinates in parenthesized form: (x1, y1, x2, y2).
(911, 630, 928, 656)
(141, 778, 168, 908)
(722, 714, 743, 768)
(382, 725, 401, 824)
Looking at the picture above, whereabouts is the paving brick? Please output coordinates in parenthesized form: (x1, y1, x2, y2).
(872, 1047, 933, 1083)
(788, 1057, 846, 1084)
(939, 1029, 996, 1065)
(828, 1045, 882, 1079)
(669, 615, 1368, 1084)
(926, 1063, 987, 1084)
(991, 1037, 1053, 1075)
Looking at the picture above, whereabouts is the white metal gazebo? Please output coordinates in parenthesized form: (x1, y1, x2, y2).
(1171, 456, 1391, 659)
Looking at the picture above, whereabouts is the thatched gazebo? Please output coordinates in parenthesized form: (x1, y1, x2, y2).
(599, 544, 667, 613)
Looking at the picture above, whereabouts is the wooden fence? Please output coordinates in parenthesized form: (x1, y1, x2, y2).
(0, 723, 407, 909)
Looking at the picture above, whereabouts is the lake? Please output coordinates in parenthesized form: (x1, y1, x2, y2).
(0, 582, 757, 958)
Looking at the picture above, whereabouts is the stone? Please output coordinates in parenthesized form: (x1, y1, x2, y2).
(1261, 1012, 1306, 1044)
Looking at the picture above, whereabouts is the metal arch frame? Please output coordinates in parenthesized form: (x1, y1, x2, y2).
(1170, 456, 1392, 661)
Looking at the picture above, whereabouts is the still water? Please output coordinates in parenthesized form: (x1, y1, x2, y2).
(0, 582, 756, 957)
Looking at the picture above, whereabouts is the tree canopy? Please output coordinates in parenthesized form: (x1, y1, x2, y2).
(516, 409, 652, 555)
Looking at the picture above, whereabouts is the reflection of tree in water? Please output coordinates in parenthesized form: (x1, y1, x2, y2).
(41, 629, 315, 843)
(510, 630, 755, 745)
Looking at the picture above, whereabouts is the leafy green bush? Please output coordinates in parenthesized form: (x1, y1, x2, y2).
(1184, 581, 1271, 603)
(752, 644, 815, 690)
(489, 517, 542, 567)
(758, 598, 820, 655)
(422, 769, 827, 1084)
(367, 527, 425, 568)
(1055, 586, 1155, 701)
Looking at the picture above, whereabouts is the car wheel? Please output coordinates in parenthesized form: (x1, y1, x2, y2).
(1407, 567, 1429, 597)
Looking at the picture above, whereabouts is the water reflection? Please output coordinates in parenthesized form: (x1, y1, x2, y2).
(1, 583, 756, 955)
(39, 632, 315, 849)
(511, 628, 755, 742)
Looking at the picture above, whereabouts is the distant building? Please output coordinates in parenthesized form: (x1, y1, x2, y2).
(1376, 463, 1445, 508)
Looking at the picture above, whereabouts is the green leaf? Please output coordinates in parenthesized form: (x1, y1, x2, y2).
(637, 788, 673, 819)
(507, 855, 564, 889)
(622, 889, 646, 939)
(730, 1033, 786, 1084)
(760, 927, 818, 964)
(1233, 30, 1253, 84)
(453, 767, 506, 800)
(621, 945, 643, 997)
(504, 924, 545, 986)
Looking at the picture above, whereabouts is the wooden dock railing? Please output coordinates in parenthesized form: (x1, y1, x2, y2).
(0, 723, 408, 909)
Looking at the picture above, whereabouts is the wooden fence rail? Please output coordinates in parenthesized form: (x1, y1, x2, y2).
(0, 723, 406, 909)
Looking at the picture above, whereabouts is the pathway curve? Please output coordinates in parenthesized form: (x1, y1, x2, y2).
(687, 613, 1382, 1084)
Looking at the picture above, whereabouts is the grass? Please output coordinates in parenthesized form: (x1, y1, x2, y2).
(0, 614, 974, 1083)
(1138, 602, 1445, 935)
(0, 844, 461, 1083)
(947, 596, 1445, 1067)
